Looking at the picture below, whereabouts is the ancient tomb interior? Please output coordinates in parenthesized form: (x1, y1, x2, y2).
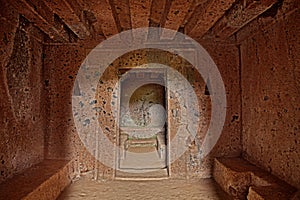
(0, 0, 299, 199)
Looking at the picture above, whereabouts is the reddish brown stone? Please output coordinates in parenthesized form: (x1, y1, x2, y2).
(0, 0, 299, 198)
(240, 6, 300, 189)
(0, 160, 74, 200)
(213, 158, 297, 199)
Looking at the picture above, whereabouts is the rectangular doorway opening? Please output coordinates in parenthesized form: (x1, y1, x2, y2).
(115, 68, 169, 179)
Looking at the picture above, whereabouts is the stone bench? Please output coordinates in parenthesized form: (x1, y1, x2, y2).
(213, 157, 298, 200)
(0, 160, 74, 200)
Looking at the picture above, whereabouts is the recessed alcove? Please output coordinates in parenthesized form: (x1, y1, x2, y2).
(116, 67, 169, 177)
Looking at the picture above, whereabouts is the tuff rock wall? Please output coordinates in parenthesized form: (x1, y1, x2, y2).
(238, 1, 300, 189)
(0, 2, 46, 183)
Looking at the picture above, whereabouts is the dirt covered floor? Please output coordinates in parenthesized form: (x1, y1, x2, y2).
(58, 176, 231, 200)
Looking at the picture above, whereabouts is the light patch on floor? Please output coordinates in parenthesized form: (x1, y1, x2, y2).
(58, 176, 232, 200)
(120, 146, 166, 169)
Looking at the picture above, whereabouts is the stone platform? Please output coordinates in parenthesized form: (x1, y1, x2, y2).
(213, 157, 298, 200)
(0, 160, 74, 200)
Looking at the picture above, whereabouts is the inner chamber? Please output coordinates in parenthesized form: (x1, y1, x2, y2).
(117, 68, 168, 176)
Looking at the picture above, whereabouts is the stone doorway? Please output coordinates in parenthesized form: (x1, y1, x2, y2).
(116, 68, 169, 178)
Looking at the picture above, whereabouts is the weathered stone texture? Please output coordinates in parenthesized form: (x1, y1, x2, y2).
(0, 7, 45, 183)
(185, 0, 236, 39)
(240, 7, 300, 189)
(0, 160, 74, 200)
(211, 0, 278, 39)
(43, 45, 86, 160)
(129, 0, 152, 28)
(85, 0, 119, 38)
(214, 158, 297, 199)
(202, 43, 241, 158)
(161, 0, 193, 39)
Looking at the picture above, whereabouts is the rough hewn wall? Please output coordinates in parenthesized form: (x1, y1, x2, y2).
(0, 2, 45, 183)
(44, 41, 241, 179)
(238, 2, 300, 188)
(203, 43, 241, 159)
(43, 45, 85, 161)
(43, 44, 97, 176)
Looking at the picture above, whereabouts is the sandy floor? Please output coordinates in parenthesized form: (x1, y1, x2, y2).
(120, 147, 166, 169)
(58, 176, 231, 200)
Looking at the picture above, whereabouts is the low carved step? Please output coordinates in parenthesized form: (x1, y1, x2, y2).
(125, 138, 158, 149)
